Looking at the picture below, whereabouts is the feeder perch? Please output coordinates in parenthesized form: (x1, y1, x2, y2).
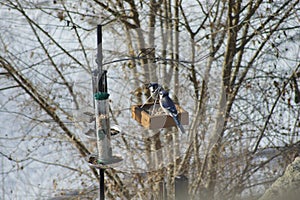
(131, 103, 189, 130)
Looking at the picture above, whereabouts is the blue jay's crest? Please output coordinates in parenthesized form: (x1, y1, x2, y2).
(147, 82, 164, 99)
(147, 82, 159, 89)
(147, 83, 163, 92)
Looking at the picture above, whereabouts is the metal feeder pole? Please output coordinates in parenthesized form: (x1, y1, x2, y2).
(89, 24, 122, 200)
(93, 24, 111, 200)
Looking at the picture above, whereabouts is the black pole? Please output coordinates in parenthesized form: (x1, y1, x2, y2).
(100, 168, 105, 200)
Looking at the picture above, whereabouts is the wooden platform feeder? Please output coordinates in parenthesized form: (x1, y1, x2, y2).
(131, 103, 189, 130)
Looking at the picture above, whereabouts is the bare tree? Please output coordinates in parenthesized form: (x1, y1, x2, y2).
(1, 0, 300, 199)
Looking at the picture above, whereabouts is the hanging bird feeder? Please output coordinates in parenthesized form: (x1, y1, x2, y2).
(131, 103, 189, 130)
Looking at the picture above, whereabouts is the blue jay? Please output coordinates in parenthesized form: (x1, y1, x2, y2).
(159, 90, 185, 134)
(147, 83, 164, 99)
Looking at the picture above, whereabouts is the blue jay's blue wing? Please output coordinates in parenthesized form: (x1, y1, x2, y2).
(159, 90, 185, 134)
(160, 96, 177, 114)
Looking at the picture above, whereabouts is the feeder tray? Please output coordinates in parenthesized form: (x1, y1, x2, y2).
(86, 154, 123, 169)
(131, 103, 189, 130)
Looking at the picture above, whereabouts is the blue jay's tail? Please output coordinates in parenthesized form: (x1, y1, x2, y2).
(171, 114, 185, 134)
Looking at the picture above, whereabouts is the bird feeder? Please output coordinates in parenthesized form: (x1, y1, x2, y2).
(131, 103, 189, 130)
